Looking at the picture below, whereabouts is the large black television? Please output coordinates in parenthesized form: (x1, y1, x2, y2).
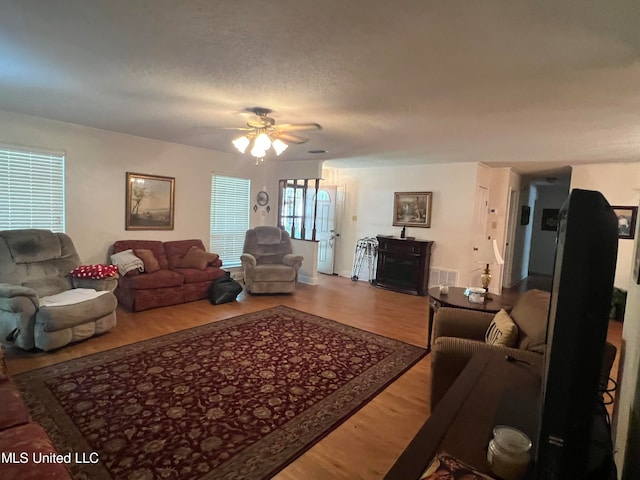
(534, 189, 618, 479)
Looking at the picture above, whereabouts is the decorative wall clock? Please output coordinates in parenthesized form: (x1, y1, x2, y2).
(257, 191, 269, 206)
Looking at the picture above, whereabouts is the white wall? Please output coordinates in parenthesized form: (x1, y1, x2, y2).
(570, 162, 640, 476)
(292, 239, 319, 285)
(326, 162, 479, 286)
(0, 110, 260, 264)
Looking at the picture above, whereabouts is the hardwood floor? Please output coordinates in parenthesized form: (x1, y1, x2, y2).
(3, 274, 622, 479)
(5, 275, 432, 480)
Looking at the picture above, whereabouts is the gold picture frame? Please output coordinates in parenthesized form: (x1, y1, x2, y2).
(125, 172, 175, 230)
(393, 191, 432, 228)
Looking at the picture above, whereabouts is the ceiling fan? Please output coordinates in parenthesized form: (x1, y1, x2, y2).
(229, 107, 322, 163)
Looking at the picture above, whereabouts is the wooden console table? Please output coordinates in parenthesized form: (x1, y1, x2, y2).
(427, 286, 513, 350)
(385, 350, 542, 479)
(374, 236, 433, 296)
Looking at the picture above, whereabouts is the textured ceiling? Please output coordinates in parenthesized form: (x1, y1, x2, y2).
(0, 0, 639, 176)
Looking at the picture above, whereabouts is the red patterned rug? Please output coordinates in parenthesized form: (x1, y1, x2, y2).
(15, 306, 425, 480)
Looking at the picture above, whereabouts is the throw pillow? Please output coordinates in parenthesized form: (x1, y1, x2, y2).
(174, 246, 219, 270)
(134, 249, 161, 273)
(485, 309, 519, 347)
(70, 264, 119, 279)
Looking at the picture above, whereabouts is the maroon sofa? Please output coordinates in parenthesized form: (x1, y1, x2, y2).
(0, 347, 71, 479)
(112, 239, 227, 312)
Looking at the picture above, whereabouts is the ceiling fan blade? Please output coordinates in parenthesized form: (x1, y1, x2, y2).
(275, 123, 322, 132)
(275, 132, 309, 144)
(222, 127, 254, 131)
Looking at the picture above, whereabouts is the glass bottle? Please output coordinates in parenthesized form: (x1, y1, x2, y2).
(487, 426, 532, 480)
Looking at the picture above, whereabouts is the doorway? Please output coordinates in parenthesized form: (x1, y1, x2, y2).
(503, 188, 519, 287)
(316, 185, 344, 275)
(470, 185, 490, 286)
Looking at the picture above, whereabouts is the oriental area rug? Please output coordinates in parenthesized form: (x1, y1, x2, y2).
(15, 306, 425, 480)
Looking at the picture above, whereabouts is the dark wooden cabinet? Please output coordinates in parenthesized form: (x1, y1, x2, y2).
(374, 236, 433, 296)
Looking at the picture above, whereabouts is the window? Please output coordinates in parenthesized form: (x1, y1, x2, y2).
(278, 178, 319, 240)
(210, 174, 250, 268)
(0, 145, 65, 231)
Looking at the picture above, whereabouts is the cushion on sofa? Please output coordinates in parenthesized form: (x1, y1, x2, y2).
(135, 249, 161, 273)
(0, 381, 31, 430)
(175, 266, 228, 284)
(0, 422, 72, 479)
(119, 269, 184, 290)
(174, 246, 219, 270)
(510, 289, 551, 353)
(0, 346, 7, 382)
(250, 264, 298, 282)
(36, 292, 118, 331)
(113, 240, 169, 269)
(165, 240, 206, 266)
(485, 309, 519, 347)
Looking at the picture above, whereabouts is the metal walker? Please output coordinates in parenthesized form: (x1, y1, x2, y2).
(351, 237, 378, 283)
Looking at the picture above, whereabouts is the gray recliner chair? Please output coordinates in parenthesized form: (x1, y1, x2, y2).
(0, 229, 118, 351)
(240, 226, 303, 294)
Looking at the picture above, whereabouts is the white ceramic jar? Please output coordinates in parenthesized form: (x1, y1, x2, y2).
(487, 425, 532, 480)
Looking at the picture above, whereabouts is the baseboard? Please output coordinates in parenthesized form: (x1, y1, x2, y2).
(298, 273, 319, 286)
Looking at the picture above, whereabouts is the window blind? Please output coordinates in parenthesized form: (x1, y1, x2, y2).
(0, 146, 65, 232)
(210, 174, 250, 268)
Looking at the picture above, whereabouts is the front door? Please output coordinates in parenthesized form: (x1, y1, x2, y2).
(317, 186, 337, 275)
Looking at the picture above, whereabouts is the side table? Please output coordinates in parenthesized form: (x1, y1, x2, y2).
(384, 349, 541, 479)
(427, 286, 512, 350)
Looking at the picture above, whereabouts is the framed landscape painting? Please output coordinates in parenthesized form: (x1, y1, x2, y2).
(393, 191, 432, 228)
(126, 172, 175, 230)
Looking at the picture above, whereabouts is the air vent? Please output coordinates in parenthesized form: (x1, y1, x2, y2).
(429, 268, 459, 288)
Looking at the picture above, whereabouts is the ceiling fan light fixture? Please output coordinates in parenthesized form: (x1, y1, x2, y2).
(272, 138, 288, 155)
(250, 143, 267, 158)
(232, 135, 250, 153)
(254, 132, 272, 151)
(229, 107, 321, 163)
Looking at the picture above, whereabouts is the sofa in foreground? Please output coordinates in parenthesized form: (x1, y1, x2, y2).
(0, 346, 71, 479)
(111, 239, 227, 312)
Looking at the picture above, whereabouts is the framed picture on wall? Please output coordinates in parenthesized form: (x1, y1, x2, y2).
(541, 208, 560, 231)
(611, 206, 637, 240)
(393, 191, 433, 228)
(125, 172, 175, 230)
